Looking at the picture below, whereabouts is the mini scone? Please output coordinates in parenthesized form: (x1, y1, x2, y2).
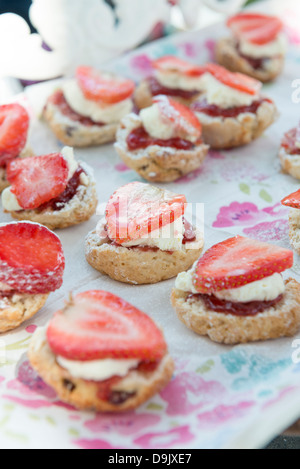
(216, 13, 286, 83)
(115, 95, 209, 183)
(171, 235, 300, 345)
(191, 63, 278, 149)
(43, 66, 135, 147)
(134, 56, 205, 110)
(29, 290, 174, 412)
(0, 222, 65, 333)
(279, 121, 300, 180)
(1, 146, 97, 230)
(282, 189, 300, 255)
(85, 182, 204, 285)
(0, 103, 33, 193)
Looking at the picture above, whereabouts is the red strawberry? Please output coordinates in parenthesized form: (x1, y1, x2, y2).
(106, 182, 186, 245)
(227, 13, 283, 45)
(47, 290, 167, 362)
(153, 95, 202, 140)
(193, 236, 293, 294)
(204, 63, 261, 95)
(281, 123, 300, 155)
(76, 66, 135, 104)
(0, 104, 30, 168)
(7, 153, 69, 210)
(0, 222, 65, 294)
(282, 190, 300, 209)
(152, 56, 205, 77)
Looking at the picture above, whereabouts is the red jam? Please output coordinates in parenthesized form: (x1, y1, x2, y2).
(281, 128, 300, 155)
(37, 167, 84, 212)
(236, 45, 268, 70)
(147, 76, 200, 100)
(192, 98, 271, 119)
(48, 90, 104, 127)
(188, 293, 283, 317)
(126, 126, 198, 151)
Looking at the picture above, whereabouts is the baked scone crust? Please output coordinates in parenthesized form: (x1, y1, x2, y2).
(134, 79, 202, 110)
(0, 293, 49, 333)
(171, 279, 300, 345)
(115, 114, 209, 183)
(195, 100, 277, 149)
(28, 328, 174, 412)
(85, 230, 204, 285)
(7, 163, 98, 231)
(0, 145, 34, 193)
(288, 209, 300, 255)
(215, 38, 285, 83)
(279, 147, 300, 180)
(43, 93, 118, 147)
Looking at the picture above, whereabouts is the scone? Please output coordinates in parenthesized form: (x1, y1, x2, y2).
(0, 222, 65, 333)
(28, 290, 174, 412)
(216, 13, 286, 83)
(171, 235, 300, 345)
(282, 189, 300, 255)
(0, 103, 33, 193)
(43, 66, 135, 147)
(191, 63, 278, 149)
(279, 122, 300, 180)
(134, 56, 205, 110)
(115, 95, 209, 183)
(85, 182, 204, 285)
(2, 147, 97, 230)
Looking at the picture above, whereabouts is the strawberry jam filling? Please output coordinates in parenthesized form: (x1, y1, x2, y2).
(236, 45, 269, 70)
(127, 126, 199, 151)
(281, 128, 300, 155)
(37, 167, 85, 212)
(188, 293, 283, 316)
(147, 76, 200, 100)
(192, 98, 271, 118)
(49, 90, 104, 127)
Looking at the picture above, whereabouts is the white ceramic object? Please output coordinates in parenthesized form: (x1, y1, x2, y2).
(0, 0, 247, 81)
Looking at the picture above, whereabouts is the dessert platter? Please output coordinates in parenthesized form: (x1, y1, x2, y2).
(1, 3, 300, 450)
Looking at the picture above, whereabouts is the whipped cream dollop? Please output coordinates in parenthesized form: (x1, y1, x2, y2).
(175, 267, 285, 303)
(62, 79, 133, 124)
(155, 70, 205, 92)
(1, 147, 81, 212)
(57, 356, 139, 381)
(199, 73, 260, 109)
(238, 33, 287, 59)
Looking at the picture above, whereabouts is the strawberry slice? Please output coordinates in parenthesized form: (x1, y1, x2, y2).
(47, 290, 167, 362)
(204, 63, 262, 95)
(0, 222, 65, 294)
(227, 13, 283, 45)
(193, 236, 293, 294)
(282, 190, 300, 209)
(153, 95, 202, 140)
(106, 182, 186, 245)
(76, 66, 135, 104)
(281, 122, 300, 155)
(152, 56, 205, 77)
(6, 153, 69, 210)
(0, 104, 30, 168)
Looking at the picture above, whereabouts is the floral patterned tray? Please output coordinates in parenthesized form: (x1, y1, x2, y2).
(1, 3, 300, 449)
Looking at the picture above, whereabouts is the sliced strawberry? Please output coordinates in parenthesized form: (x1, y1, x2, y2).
(106, 182, 186, 245)
(76, 66, 135, 104)
(153, 95, 202, 140)
(152, 56, 205, 77)
(193, 235, 293, 294)
(7, 153, 69, 210)
(0, 104, 30, 168)
(281, 123, 300, 155)
(47, 290, 167, 362)
(227, 13, 283, 45)
(0, 222, 65, 294)
(205, 63, 261, 95)
(282, 190, 300, 209)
